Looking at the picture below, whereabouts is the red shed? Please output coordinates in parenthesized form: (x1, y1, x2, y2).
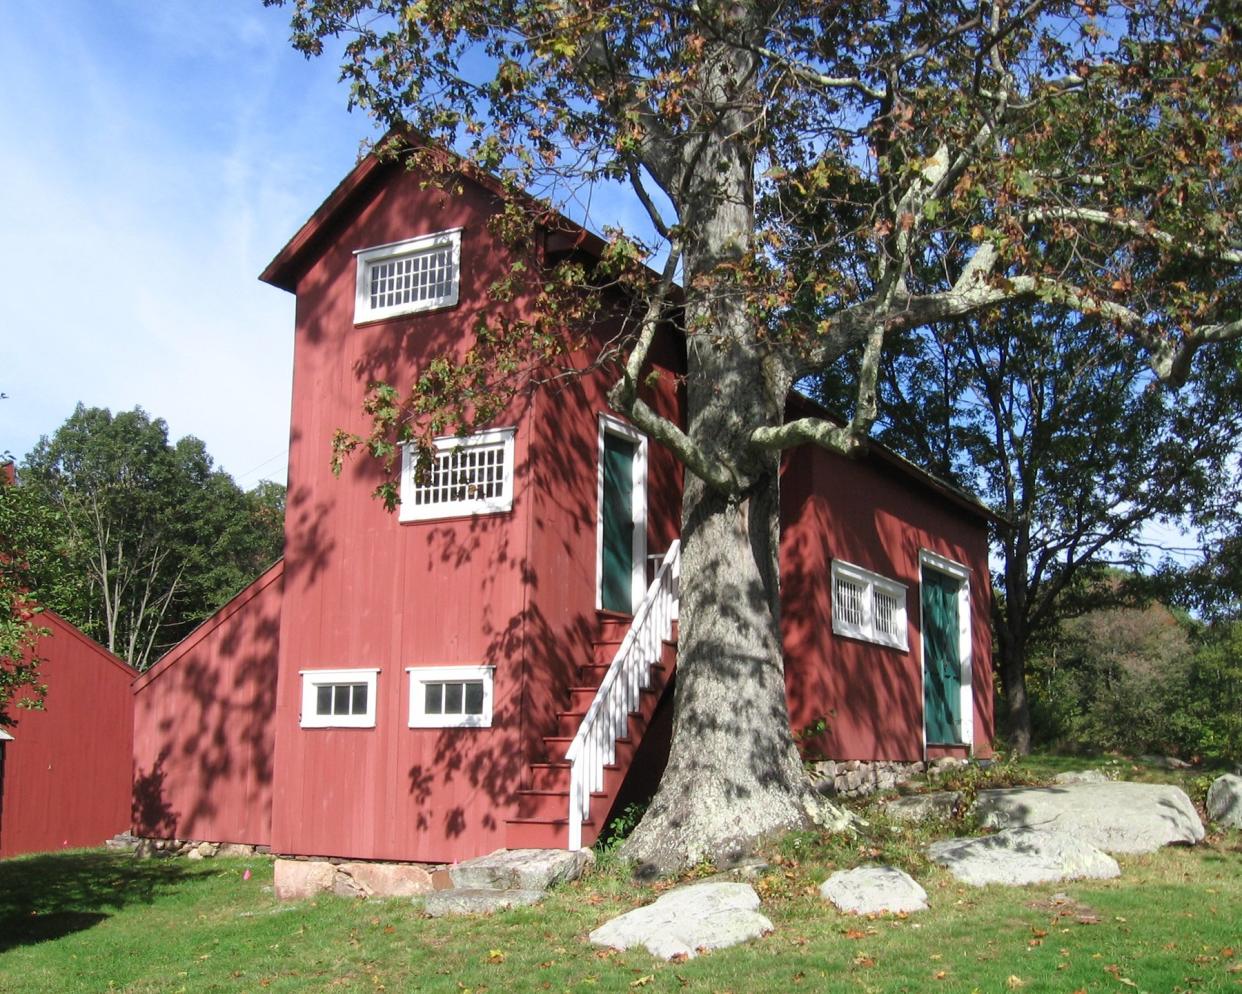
(131, 560, 282, 847)
(129, 141, 994, 863)
(0, 611, 135, 858)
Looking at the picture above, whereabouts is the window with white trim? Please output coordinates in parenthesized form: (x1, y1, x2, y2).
(354, 229, 461, 323)
(399, 428, 515, 522)
(407, 665, 494, 728)
(831, 560, 909, 650)
(300, 668, 379, 728)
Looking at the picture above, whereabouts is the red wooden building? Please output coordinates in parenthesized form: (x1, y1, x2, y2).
(0, 611, 135, 858)
(131, 144, 994, 864)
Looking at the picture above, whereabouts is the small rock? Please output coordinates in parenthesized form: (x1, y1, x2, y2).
(819, 866, 928, 915)
(929, 828, 1120, 887)
(883, 791, 961, 823)
(448, 849, 592, 891)
(589, 881, 772, 960)
(274, 859, 336, 901)
(423, 888, 545, 917)
(1052, 770, 1111, 785)
(1206, 774, 1242, 829)
(196, 842, 220, 858)
(1139, 755, 1193, 770)
(216, 843, 257, 858)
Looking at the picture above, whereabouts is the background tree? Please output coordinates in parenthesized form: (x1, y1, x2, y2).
(0, 463, 51, 726)
(267, 0, 1241, 869)
(817, 309, 1242, 752)
(20, 405, 285, 670)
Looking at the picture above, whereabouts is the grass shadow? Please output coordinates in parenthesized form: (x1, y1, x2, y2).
(0, 850, 209, 952)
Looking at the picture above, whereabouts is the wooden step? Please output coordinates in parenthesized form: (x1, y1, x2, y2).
(505, 817, 589, 850)
(529, 762, 570, 791)
(514, 788, 572, 821)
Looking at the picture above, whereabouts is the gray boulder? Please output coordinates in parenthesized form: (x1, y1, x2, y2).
(448, 848, 591, 891)
(589, 881, 772, 960)
(1051, 769, 1111, 785)
(975, 782, 1204, 853)
(883, 791, 961, 823)
(1206, 774, 1242, 829)
(423, 888, 545, 917)
(929, 828, 1120, 887)
(819, 866, 928, 915)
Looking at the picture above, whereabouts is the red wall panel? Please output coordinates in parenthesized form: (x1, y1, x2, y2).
(1, 612, 135, 858)
(131, 561, 282, 846)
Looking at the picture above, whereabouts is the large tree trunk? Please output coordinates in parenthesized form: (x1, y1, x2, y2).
(994, 586, 1033, 755)
(619, 467, 823, 873)
(999, 642, 1033, 756)
(618, 42, 850, 868)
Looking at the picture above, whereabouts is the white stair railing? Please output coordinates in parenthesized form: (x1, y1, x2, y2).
(565, 540, 680, 851)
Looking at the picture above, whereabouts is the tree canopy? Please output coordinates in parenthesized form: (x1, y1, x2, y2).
(17, 405, 285, 671)
(0, 464, 50, 727)
(267, 0, 1241, 869)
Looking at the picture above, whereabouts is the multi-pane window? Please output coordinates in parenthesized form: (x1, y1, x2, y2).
(830, 560, 908, 650)
(354, 229, 461, 322)
(399, 428, 515, 522)
(300, 669, 380, 728)
(408, 665, 495, 728)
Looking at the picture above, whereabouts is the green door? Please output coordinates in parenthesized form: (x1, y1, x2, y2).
(922, 567, 962, 743)
(601, 433, 637, 613)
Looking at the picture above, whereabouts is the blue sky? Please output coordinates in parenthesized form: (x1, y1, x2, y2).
(0, 0, 378, 488)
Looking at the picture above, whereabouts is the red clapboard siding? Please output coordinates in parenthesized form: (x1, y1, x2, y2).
(131, 560, 283, 846)
(0, 611, 135, 858)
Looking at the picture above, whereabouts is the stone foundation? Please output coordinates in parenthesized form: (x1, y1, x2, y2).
(107, 832, 266, 860)
(807, 758, 964, 799)
(274, 857, 438, 900)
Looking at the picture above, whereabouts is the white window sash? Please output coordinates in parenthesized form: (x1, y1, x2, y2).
(830, 560, 909, 651)
(399, 428, 515, 522)
(299, 668, 380, 729)
(354, 229, 462, 323)
(407, 665, 495, 729)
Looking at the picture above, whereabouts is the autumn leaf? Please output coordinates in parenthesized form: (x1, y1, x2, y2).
(630, 976, 654, 988)
(487, 949, 506, 963)
(1006, 975, 1026, 989)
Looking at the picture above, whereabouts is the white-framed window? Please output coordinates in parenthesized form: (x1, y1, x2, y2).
(831, 560, 909, 650)
(299, 668, 380, 729)
(407, 665, 495, 728)
(354, 228, 461, 323)
(399, 427, 516, 522)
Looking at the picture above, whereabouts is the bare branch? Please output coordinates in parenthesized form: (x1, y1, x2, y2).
(1025, 205, 1242, 265)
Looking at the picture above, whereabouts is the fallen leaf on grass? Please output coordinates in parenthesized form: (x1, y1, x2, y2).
(1005, 975, 1025, 989)
(932, 969, 948, 980)
(844, 929, 867, 940)
(630, 976, 654, 987)
(487, 950, 506, 964)
(853, 953, 877, 968)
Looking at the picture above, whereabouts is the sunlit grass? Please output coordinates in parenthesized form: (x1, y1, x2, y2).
(1, 758, 1237, 994)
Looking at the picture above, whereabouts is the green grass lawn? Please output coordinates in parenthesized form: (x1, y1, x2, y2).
(1, 761, 1238, 994)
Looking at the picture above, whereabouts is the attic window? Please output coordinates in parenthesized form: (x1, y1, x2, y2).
(400, 428, 515, 522)
(354, 229, 461, 322)
(407, 665, 495, 728)
(831, 560, 908, 650)
(299, 668, 380, 728)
